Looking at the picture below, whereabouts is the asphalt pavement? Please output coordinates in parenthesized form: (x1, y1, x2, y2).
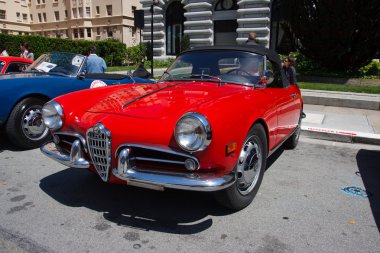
(0, 136, 379, 253)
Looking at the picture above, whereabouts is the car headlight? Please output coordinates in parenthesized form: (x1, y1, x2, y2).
(42, 101, 64, 131)
(174, 112, 212, 152)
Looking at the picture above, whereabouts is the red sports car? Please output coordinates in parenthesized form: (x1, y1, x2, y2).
(41, 46, 303, 210)
(0, 56, 33, 74)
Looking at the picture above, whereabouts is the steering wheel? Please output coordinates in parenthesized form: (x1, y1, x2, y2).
(225, 69, 251, 76)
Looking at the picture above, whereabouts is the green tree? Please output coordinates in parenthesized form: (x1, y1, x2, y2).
(283, 0, 380, 72)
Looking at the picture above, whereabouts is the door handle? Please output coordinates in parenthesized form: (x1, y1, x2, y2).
(291, 93, 297, 99)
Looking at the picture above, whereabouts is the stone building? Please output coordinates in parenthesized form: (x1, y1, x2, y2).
(0, 0, 141, 47)
(140, 0, 283, 60)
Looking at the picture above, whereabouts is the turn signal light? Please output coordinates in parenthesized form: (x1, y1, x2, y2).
(226, 142, 237, 156)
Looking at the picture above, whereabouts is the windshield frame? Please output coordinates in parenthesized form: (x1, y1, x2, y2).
(26, 52, 86, 77)
(159, 50, 269, 87)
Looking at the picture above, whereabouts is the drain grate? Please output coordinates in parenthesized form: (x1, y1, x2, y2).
(341, 186, 372, 198)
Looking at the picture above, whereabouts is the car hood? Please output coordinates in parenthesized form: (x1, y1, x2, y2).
(86, 81, 249, 119)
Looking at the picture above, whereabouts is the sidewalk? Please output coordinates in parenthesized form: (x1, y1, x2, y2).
(302, 104, 380, 145)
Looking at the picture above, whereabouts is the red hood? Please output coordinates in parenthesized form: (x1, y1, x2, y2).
(85, 81, 248, 119)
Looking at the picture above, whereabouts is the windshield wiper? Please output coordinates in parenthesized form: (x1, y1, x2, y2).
(162, 70, 174, 81)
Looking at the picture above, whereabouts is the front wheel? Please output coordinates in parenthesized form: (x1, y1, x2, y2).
(215, 124, 267, 210)
(6, 97, 50, 149)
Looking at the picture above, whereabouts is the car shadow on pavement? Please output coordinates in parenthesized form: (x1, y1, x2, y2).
(356, 149, 380, 233)
(39, 168, 235, 235)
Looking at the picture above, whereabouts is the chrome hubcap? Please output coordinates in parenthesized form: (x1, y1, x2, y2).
(21, 107, 48, 140)
(236, 136, 262, 195)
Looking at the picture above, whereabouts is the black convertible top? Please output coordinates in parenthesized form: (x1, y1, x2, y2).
(182, 46, 282, 66)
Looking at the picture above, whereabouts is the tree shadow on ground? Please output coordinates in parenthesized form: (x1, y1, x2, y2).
(356, 149, 380, 233)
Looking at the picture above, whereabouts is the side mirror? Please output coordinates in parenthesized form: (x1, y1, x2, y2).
(77, 72, 85, 80)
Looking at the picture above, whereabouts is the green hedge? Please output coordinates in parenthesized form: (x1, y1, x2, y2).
(0, 34, 127, 66)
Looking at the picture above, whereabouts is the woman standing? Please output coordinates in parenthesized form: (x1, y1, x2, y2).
(0, 45, 9, 56)
(20, 42, 34, 60)
(282, 57, 298, 86)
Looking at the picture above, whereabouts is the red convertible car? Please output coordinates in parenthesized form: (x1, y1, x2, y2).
(0, 56, 33, 74)
(41, 46, 303, 210)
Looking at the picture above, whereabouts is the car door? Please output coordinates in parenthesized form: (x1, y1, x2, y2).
(265, 59, 301, 145)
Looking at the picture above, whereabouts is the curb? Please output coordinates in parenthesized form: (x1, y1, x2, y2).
(301, 90, 380, 111)
(301, 126, 380, 145)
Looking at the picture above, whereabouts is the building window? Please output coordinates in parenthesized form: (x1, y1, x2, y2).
(65, 10, 68, 18)
(106, 5, 112, 16)
(72, 8, 77, 18)
(36, 0, 40, 5)
(16, 12, 21, 21)
(96, 6, 100, 15)
(78, 7, 83, 18)
(85, 7, 90, 18)
(214, 0, 238, 10)
(73, 28, 78, 38)
(23, 13, 28, 22)
(87, 28, 91, 38)
(43, 12, 47, 22)
(38, 13, 42, 22)
(55, 11, 60, 21)
(41, 0, 45, 4)
(79, 28, 84, 38)
(30, 14, 33, 22)
(0, 10, 5, 20)
(165, 1, 185, 55)
(107, 27, 113, 38)
(96, 27, 100, 35)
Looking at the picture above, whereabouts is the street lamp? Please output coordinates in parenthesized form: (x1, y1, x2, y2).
(150, 0, 159, 78)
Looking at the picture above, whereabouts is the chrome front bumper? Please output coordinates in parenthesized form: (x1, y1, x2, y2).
(41, 141, 236, 192)
(112, 168, 236, 192)
(40, 141, 89, 169)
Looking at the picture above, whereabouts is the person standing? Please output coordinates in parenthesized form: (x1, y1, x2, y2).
(0, 45, 9, 56)
(245, 32, 258, 45)
(85, 46, 107, 74)
(282, 57, 298, 86)
(20, 42, 30, 58)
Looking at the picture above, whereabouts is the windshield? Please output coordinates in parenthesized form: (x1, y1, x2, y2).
(160, 50, 267, 86)
(26, 52, 86, 76)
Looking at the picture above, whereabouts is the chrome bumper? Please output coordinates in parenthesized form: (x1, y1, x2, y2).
(40, 142, 90, 169)
(112, 168, 236, 192)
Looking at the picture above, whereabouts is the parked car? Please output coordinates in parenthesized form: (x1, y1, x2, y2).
(0, 51, 152, 149)
(0, 56, 33, 74)
(40, 46, 303, 210)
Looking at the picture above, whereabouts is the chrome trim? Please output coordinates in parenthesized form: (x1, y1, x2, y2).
(86, 123, 111, 182)
(112, 168, 236, 192)
(54, 131, 87, 152)
(40, 142, 89, 168)
(174, 112, 212, 152)
(115, 143, 201, 171)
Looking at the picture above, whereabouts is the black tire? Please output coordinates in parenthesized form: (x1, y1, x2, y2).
(283, 112, 302, 150)
(214, 124, 267, 210)
(5, 97, 50, 149)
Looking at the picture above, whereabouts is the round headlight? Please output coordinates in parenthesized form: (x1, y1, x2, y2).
(174, 112, 212, 152)
(42, 101, 64, 131)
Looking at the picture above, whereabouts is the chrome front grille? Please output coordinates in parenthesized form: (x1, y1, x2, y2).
(86, 123, 111, 182)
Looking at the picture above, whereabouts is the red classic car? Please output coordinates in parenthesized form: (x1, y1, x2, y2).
(41, 46, 303, 210)
(0, 56, 33, 74)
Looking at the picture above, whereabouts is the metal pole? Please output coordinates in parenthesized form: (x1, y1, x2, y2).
(150, 4, 154, 78)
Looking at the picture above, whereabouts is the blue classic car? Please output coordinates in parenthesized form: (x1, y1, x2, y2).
(0, 52, 152, 149)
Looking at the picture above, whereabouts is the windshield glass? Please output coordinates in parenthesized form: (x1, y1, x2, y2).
(160, 50, 266, 86)
(26, 52, 86, 76)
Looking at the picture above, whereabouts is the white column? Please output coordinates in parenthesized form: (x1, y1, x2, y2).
(236, 0, 271, 47)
